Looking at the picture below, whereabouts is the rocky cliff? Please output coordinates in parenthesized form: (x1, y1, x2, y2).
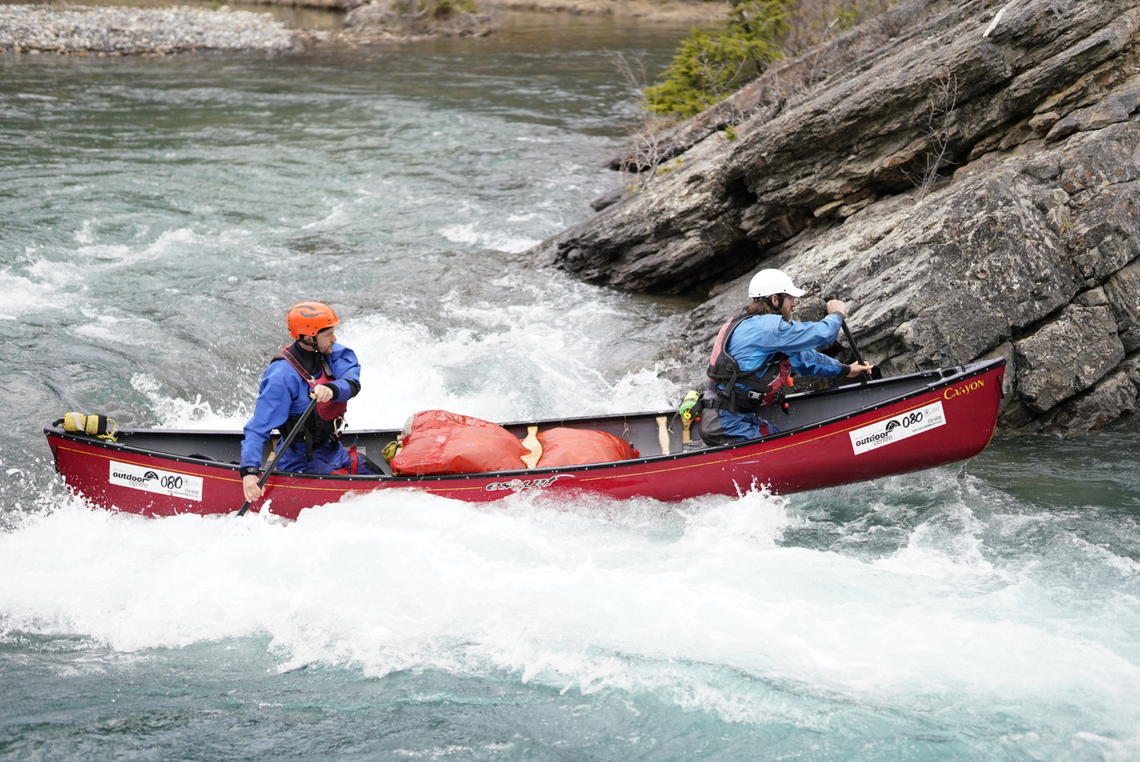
(531, 0, 1140, 434)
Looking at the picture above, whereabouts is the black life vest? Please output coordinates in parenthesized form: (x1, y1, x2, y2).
(706, 313, 794, 413)
(274, 344, 348, 453)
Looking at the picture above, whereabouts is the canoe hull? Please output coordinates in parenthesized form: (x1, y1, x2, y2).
(45, 359, 1005, 519)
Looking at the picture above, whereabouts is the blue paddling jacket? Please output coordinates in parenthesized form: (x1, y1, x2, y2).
(724, 312, 847, 382)
(239, 343, 361, 474)
(707, 311, 848, 414)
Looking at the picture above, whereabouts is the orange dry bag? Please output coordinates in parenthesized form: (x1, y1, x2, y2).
(535, 427, 639, 468)
(390, 410, 528, 476)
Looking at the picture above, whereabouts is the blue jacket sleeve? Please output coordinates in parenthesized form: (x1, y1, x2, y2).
(240, 365, 297, 470)
(780, 314, 844, 377)
(729, 313, 845, 373)
(789, 349, 844, 378)
(326, 344, 361, 401)
(768, 313, 844, 354)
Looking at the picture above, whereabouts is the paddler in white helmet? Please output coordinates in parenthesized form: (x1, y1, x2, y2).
(699, 269, 874, 445)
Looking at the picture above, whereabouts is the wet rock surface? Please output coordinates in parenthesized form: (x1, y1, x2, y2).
(0, 4, 297, 54)
(530, 0, 1140, 434)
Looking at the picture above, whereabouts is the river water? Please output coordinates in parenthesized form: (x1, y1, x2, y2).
(2, 15, 1139, 761)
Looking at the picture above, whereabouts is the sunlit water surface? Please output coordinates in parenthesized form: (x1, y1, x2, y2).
(2, 16, 1139, 761)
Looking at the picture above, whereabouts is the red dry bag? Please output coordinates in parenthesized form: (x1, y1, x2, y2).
(390, 410, 528, 476)
(536, 427, 639, 468)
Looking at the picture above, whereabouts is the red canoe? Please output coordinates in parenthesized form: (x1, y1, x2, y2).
(44, 358, 1005, 520)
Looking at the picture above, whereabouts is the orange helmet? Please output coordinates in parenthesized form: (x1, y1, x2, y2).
(286, 301, 339, 340)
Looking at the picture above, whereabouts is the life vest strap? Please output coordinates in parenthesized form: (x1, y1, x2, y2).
(707, 357, 793, 413)
(273, 345, 346, 455)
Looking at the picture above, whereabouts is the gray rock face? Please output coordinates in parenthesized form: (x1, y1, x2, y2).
(1015, 304, 1124, 414)
(530, 0, 1140, 434)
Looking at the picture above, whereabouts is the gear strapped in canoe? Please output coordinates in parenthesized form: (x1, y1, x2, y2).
(54, 412, 117, 442)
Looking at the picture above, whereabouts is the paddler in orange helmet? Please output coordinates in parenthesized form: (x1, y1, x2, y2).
(240, 301, 367, 503)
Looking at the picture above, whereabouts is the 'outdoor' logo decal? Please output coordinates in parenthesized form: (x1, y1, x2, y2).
(849, 401, 947, 455)
(109, 461, 204, 501)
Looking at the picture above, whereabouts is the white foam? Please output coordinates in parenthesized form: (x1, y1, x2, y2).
(59, 228, 200, 271)
(300, 200, 349, 230)
(3, 486, 1138, 737)
(0, 269, 70, 321)
(72, 311, 157, 347)
(1, 226, 232, 325)
(335, 288, 681, 429)
(132, 373, 250, 429)
(439, 222, 538, 254)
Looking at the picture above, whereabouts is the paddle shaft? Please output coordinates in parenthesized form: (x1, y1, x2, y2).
(840, 319, 865, 365)
(843, 319, 875, 383)
(236, 395, 318, 516)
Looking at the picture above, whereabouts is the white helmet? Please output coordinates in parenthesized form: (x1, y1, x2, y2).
(748, 268, 805, 298)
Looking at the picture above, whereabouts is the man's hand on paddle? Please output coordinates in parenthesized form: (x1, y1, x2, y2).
(242, 474, 262, 502)
(846, 362, 874, 377)
(241, 386, 331, 504)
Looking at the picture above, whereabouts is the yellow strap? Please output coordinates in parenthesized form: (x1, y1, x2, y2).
(381, 439, 402, 463)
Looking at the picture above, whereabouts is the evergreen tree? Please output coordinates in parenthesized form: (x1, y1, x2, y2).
(644, 0, 791, 119)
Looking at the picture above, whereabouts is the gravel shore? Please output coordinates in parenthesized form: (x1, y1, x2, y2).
(0, 4, 297, 54)
(0, 0, 717, 55)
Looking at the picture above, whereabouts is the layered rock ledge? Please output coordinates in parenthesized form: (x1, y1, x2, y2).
(532, 0, 1140, 435)
(0, 4, 297, 54)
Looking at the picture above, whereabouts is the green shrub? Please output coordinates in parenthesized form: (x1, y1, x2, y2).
(644, 0, 896, 120)
(433, 0, 477, 17)
(390, 0, 476, 18)
(644, 0, 792, 118)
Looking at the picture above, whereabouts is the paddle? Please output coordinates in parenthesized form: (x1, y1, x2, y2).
(236, 395, 318, 516)
(840, 318, 881, 380)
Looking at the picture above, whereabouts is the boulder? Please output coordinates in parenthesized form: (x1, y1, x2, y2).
(1104, 258, 1140, 352)
(1014, 303, 1125, 413)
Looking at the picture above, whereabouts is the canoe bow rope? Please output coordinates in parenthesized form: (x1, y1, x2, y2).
(54, 412, 118, 442)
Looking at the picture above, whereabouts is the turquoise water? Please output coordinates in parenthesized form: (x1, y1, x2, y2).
(2, 17, 1139, 761)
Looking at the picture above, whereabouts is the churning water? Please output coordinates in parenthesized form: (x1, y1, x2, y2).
(1, 15, 1139, 761)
